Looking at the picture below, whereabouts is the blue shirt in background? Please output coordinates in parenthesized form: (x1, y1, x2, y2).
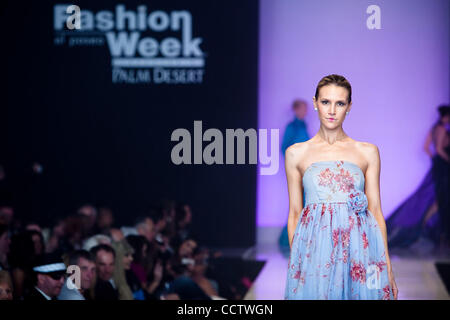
(281, 117, 310, 156)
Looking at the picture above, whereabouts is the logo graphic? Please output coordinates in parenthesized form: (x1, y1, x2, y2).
(171, 121, 279, 175)
(54, 4, 206, 84)
(366, 5, 381, 30)
(366, 264, 381, 289)
(66, 5, 81, 30)
(66, 265, 81, 290)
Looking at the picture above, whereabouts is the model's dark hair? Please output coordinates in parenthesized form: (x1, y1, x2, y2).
(315, 74, 352, 103)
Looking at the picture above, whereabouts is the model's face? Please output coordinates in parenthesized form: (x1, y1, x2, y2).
(313, 84, 351, 127)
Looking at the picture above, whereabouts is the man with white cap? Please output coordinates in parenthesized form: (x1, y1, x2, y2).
(24, 253, 66, 300)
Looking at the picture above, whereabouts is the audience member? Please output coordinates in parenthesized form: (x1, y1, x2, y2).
(0, 195, 226, 300)
(24, 253, 66, 300)
(0, 270, 13, 300)
(58, 250, 96, 300)
(0, 224, 10, 270)
(91, 244, 118, 300)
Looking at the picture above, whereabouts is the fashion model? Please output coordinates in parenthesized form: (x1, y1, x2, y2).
(284, 74, 398, 300)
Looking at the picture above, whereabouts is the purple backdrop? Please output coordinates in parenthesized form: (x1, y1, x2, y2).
(257, 0, 450, 227)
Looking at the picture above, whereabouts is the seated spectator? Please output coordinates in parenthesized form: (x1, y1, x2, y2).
(94, 207, 114, 235)
(83, 234, 112, 252)
(146, 259, 164, 299)
(120, 226, 138, 237)
(126, 234, 166, 300)
(24, 253, 66, 300)
(0, 224, 10, 270)
(126, 235, 148, 284)
(77, 204, 98, 238)
(25, 223, 42, 233)
(0, 197, 222, 301)
(58, 214, 85, 254)
(110, 238, 135, 300)
(43, 218, 65, 254)
(162, 237, 212, 300)
(174, 204, 193, 243)
(90, 244, 118, 300)
(8, 230, 44, 299)
(28, 230, 45, 257)
(190, 246, 220, 298)
(135, 216, 156, 243)
(58, 250, 96, 300)
(0, 206, 14, 227)
(166, 237, 197, 281)
(0, 270, 13, 300)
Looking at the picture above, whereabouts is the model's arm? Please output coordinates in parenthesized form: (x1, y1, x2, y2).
(364, 143, 398, 299)
(285, 145, 303, 249)
(434, 125, 450, 162)
(423, 129, 433, 157)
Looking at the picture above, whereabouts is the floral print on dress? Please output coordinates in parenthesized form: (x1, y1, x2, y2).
(362, 232, 369, 249)
(300, 206, 312, 226)
(285, 160, 393, 300)
(347, 190, 369, 215)
(334, 168, 356, 193)
(350, 260, 367, 284)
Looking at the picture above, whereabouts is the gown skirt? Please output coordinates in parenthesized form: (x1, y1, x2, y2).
(285, 160, 394, 300)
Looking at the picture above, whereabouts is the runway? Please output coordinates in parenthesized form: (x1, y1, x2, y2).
(242, 243, 450, 300)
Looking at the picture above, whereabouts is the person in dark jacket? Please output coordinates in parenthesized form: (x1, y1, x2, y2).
(24, 253, 66, 300)
(90, 244, 118, 300)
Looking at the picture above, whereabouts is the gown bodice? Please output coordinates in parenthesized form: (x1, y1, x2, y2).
(302, 160, 367, 209)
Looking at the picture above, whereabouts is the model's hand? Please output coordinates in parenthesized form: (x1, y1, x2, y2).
(388, 269, 398, 300)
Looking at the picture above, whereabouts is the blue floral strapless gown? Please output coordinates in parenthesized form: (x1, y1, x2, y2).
(285, 160, 394, 300)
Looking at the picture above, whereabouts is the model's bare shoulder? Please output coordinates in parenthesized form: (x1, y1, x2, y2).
(285, 142, 308, 170)
(285, 142, 308, 159)
(358, 141, 380, 166)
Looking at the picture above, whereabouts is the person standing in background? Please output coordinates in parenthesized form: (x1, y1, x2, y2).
(281, 100, 311, 156)
(279, 99, 311, 256)
(429, 105, 450, 252)
(386, 105, 450, 255)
